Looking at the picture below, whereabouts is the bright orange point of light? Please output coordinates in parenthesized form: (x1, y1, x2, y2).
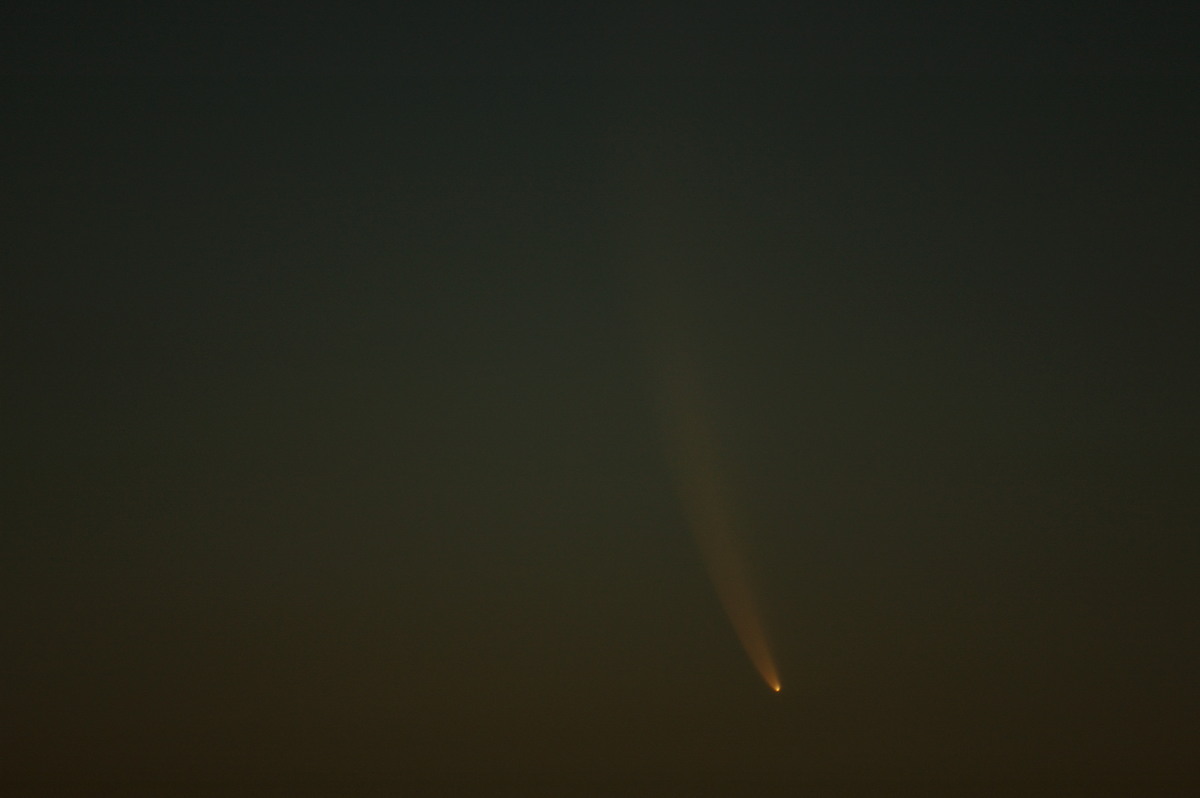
(772, 684, 781, 693)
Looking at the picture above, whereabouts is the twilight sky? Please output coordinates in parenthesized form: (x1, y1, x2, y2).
(3, 6, 1199, 796)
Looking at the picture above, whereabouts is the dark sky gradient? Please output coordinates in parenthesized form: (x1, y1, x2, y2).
(3, 6, 1199, 797)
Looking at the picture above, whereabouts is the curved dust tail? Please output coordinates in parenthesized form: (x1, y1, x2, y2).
(652, 315, 781, 693)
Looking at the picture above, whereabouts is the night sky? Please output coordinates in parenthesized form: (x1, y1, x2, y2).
(3, 6, 1199, 797)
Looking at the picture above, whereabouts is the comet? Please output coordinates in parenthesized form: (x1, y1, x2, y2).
(646, 287, 783, 694)
(614, 112, 782, 693)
